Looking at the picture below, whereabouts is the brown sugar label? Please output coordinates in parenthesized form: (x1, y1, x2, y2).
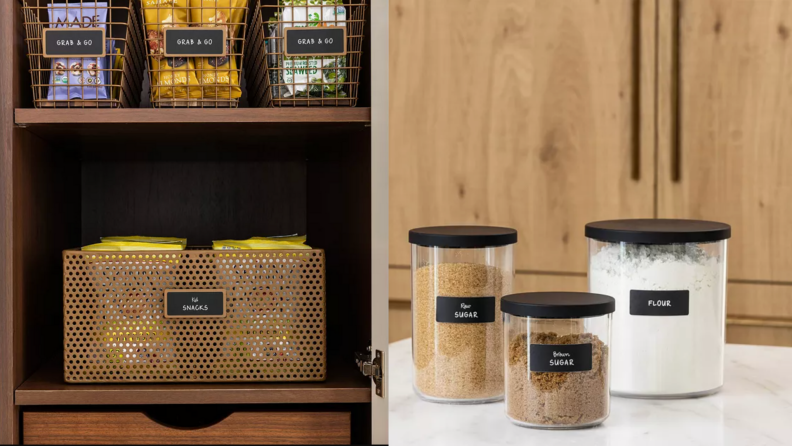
(530, 343, 593, 372)
(630, 290, 690, 316)
(436, 296, 496, 323)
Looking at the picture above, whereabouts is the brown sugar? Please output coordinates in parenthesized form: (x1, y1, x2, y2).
(506, 331, 609, 427)
(413, 263, 508, 401)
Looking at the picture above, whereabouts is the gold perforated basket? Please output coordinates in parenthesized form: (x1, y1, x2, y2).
(63, 248, 326, 383)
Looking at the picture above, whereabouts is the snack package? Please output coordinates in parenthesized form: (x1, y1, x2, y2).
(47, 2, 109, 101)
(212, 235, 311, 250)
(277, 0, 348, 99)
(82, 241, 185, 251)
(110, 47, 123, 100)
(189, 0, 246, 99)
(251, 234, 306, 243)
(101, 236, 187, 248)
(142, 0, 201, 100)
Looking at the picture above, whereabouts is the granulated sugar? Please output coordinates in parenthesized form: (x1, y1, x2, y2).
(413, 263, 506, 401)
(506, 331, 608, 427)
(589, 243, 726, 396)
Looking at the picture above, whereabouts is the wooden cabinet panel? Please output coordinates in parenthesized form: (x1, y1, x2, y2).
(390, 0, 656, 273)
(23, 411, 351, 445)
(727, 283, 792, 320)
(727, 321, 792, 347)
(658, 0, 792, 282)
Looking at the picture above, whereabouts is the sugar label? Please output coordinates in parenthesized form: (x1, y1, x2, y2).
(630, 290, 690, 316)
(436, 296, 495, 323)
(530, 343, 593, 372)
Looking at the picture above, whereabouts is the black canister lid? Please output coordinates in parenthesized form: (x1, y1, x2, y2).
(501, 292, 616, 319)
(585, 219, 731, 244)
(408, 226, 517, 248)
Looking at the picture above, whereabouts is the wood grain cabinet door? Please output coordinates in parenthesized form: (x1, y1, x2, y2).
(658, 0, 792, 283)
(390, 0, 656, 274)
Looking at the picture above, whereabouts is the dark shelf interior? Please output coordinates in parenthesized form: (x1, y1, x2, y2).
(16, 357, 371, 406)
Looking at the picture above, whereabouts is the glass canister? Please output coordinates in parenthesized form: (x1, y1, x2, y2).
(409, 226, 516, 404)
(586, 219, 731, 398)
(502, 292, 615, 429)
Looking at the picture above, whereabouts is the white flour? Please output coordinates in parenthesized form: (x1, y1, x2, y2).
(589, 242, 727, 396)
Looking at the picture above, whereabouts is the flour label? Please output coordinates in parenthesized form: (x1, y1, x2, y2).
(436, 296, 495, 323)
(630, 290, 690, 316)
(530, 343, 593, 372)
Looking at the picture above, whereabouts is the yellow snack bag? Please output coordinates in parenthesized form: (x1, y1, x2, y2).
(189, 0, 246, 99)
(143, 0, 201, 99)
(82, 241, 185, 251)
(250, 234, 307, 243)
(212, 237, 311, 250)
(101, 236, 187, 248)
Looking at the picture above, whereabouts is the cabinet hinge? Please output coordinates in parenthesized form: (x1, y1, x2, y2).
(355, 346, 383, 398)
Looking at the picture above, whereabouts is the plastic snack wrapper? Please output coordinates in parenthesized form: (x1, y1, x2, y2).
(100, 236, 187, 248)
(47, 2, 109, 101)
(213, 235, 311, 250)
(190, 0, 246, 99)
(269, 0, 349, 99)
(82, 241, 186, 251)
(143, 0, 201, 99)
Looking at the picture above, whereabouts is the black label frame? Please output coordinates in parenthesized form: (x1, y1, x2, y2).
(630, 289, 690, 316)
(43, 28, 106, 58)
(164, 289, 227, 318)
(284, 26, 347, 57)
(163, 27, 227, 57)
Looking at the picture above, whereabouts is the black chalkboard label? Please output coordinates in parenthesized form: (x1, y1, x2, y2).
(630, 290, 690, 316)
(284, 26, 347, 57)
(436, 296, 495, 323)
(530, 343, 593, 372)
(43, 28, 106, 58)
(163, 27, 227, 57)
(165, 290, 226, 318)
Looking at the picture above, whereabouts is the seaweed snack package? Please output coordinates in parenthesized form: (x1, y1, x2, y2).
(47, 2, 109, 101)
(279, 1, 348, 99)
(143, 0, 201, 100)
(190, 0, 246, 99)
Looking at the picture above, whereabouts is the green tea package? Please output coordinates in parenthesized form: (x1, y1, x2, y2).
(143, 0, 201, 99)
(190, 0, 246, 99)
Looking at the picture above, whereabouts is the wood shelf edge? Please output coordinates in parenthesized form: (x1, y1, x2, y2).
(14, 107, 372, 125)
(16, 358, 372, 406)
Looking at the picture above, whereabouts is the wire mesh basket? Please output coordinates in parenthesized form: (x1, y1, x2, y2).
(22, 0, 146, 108)
(63, 248, 327, 383)
(141, 0, 249, 108)
(246, 0, 367, 107)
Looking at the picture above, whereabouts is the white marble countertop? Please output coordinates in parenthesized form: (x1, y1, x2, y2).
(389, 338, 792, 446)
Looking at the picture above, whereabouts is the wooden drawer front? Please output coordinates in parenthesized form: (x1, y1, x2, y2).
(23, 411, 351, 445)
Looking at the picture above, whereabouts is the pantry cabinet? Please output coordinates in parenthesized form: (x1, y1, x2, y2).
(657, 0, 792, 346)
(390, 0, 792, 347)
(389, 0, 656, 340)
(0, 1, 389, 443)
(390, 0, 656, 274)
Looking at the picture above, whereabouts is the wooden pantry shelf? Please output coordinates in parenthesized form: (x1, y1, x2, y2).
(15, 108, 371, 125)
(13, 108, 371, 146)
(16, 358, 371, 406)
